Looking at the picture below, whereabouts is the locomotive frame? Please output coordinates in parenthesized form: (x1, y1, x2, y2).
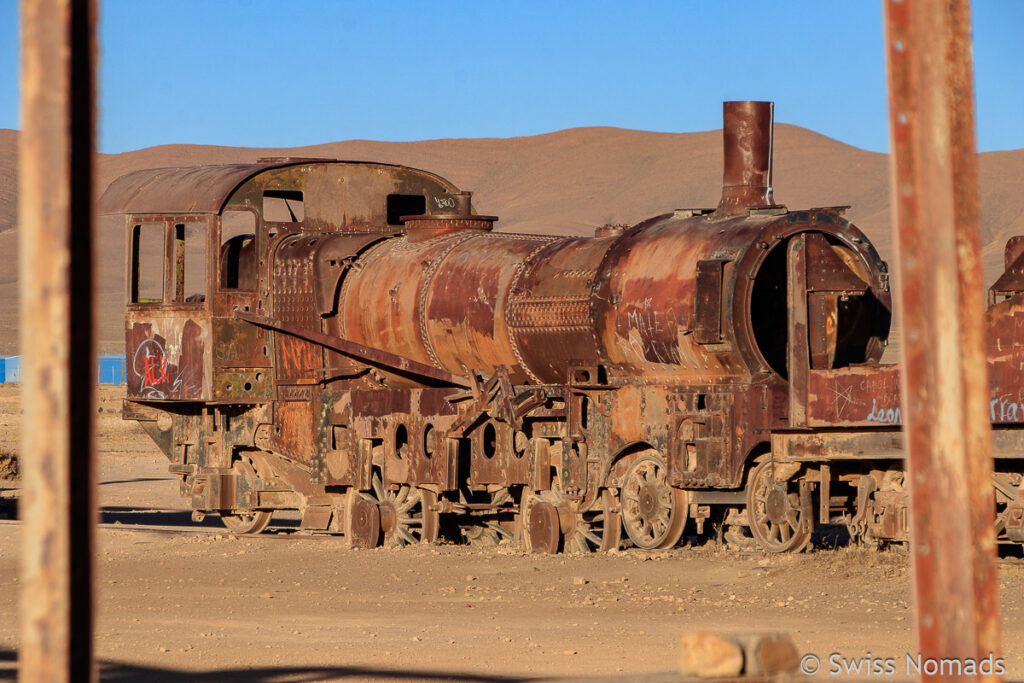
(100, 102, 1024, 553)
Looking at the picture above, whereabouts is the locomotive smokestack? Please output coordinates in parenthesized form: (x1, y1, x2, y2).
(717, 101, 776, 215)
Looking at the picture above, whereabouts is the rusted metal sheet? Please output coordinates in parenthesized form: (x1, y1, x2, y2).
(668, 385, 785, 489)
(775, 429, 1024, 463)
(19, 0, 97, 679)
(507, 237, 609, 384)
(787, 236, 810, 426)
(986, 294, 1024, 425)
(99, 161, 461, 220)
(345, 388, 460, 488)
(805, 365, 902, 427)
(271, 234, 324, 384)
(989, 237, 1024, 303)
(312, 233, 388, 315)
(269, 397, 315, 467)
(99, 163, 292, 215)
(773, 430, 903, 462)
(126, 317, 210, 400)
(884, 0, 1002, 671)
(807, 329, 1024, 429)
(239, 312, 470, 387)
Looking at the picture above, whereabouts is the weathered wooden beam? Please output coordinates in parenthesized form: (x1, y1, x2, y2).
(19, 0, 97, 680)
(883, 0, 1002, 678)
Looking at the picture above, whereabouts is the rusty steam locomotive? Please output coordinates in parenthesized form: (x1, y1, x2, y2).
(101, 101, 1024, 553)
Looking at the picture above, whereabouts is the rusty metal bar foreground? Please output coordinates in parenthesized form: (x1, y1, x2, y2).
(18, 0, 98, 680)
(883, 0, 1002, 679)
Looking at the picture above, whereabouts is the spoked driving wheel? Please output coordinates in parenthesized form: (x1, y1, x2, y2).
(745, 459, 811, 553)
(621, 454, 687, 550)
(366, 471, 440, 548)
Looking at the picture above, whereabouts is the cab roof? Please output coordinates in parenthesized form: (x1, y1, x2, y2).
(98, 160, 434, 216)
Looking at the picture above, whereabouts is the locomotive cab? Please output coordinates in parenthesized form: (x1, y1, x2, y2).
(122, 207, 265, 402)
(124, 213, 218, 401)
(102, 160, 462, 404)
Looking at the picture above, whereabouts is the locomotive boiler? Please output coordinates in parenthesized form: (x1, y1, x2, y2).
(102, 101, 1023, 553)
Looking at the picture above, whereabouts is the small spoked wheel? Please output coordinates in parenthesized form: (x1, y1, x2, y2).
(220, 510, 272, 535)
(463, 524, 505, 548)
(621, 455, 687, 550)
(521, 478, 622, 554)
(563, 488, 621, 554)
(745, 459, 811, 553)
(461, 488, 515, 547)
(368, 471, 440, 548)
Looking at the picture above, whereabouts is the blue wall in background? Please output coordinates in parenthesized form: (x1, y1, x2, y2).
(98, 354, 127, 385)
(0, 356, 22, 383)
(0, 355, 126, 385)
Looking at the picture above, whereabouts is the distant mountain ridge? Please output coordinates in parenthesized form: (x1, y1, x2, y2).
(0, 125, 1022, 355)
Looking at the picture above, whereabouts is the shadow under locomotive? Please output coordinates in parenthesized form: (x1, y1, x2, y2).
(98, 101, 1024, 555)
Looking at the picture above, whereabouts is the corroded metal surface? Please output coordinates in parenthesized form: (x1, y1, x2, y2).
(126, 317, 209, 400)
(100, 163, 292, 215)
(884, 0, 1001, 671)
(19, 0, 97, 679)
(718, 101, 776, 215)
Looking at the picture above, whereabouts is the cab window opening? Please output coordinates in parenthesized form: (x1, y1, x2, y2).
(130, 222, 165, 303)
(262, 190, 304, 222)
(173, 222, 207, 303)
(220, 210, 258, 290)
(387, 194, 426, 226)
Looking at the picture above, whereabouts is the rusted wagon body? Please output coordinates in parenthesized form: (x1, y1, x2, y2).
(101, 101, 1022, 552)
(771, 242, 1024, 549)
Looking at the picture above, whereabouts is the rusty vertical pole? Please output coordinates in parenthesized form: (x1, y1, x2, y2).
(19, 0, 97, 680)
(883, 0, 1001, 679)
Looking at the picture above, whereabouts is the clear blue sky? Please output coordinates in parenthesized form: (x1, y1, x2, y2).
(1, 0, 1021, 154)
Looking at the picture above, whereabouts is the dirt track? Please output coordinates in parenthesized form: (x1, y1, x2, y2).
(0, 385, 1023, 682)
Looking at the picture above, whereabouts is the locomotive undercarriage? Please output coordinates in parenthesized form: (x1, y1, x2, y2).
(124, 375, 1024, 554)
(767, 431, 1024, 550)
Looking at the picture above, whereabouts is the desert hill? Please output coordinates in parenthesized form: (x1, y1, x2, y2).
(0, 125, 1022, 356)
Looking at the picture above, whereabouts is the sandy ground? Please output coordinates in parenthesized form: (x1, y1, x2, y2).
(0, 384, 1022, 682)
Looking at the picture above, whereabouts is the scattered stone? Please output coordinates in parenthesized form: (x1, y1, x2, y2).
(678, 631, 743, 679)
(736, 633, 799, 676)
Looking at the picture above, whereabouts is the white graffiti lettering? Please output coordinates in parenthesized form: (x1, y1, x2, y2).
(866, 398, 902, 424)
(991, 396, 1024, 423)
